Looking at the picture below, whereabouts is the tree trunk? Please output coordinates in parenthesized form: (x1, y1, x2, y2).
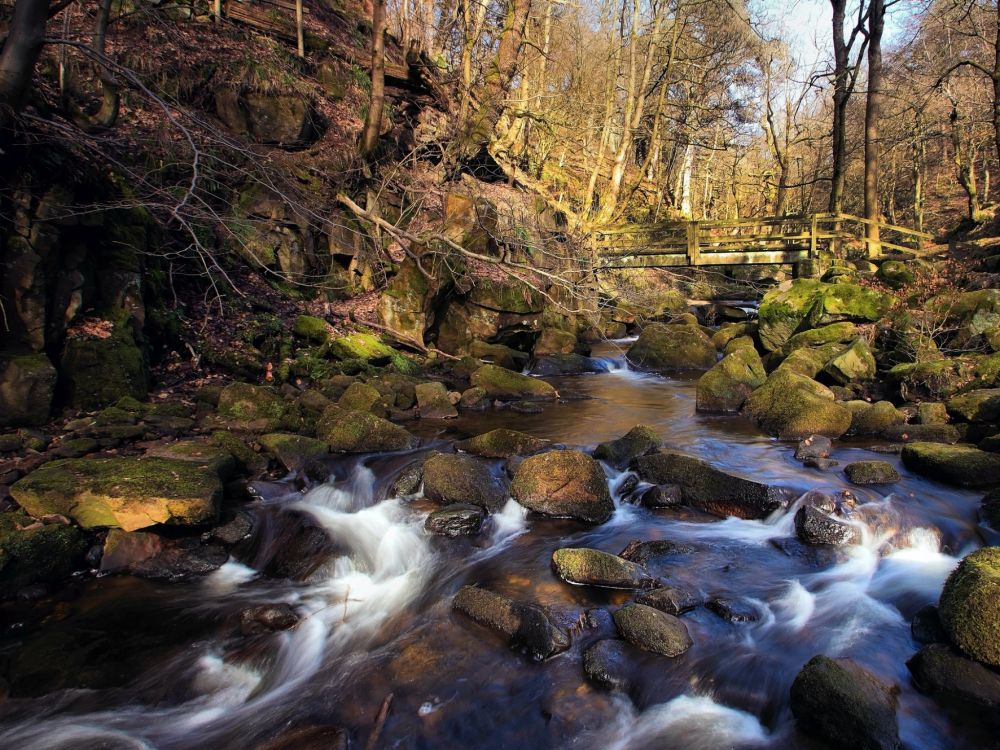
(0, 0, 51, 130)
(994, 0, 1000, 170)
(864, 0, 884, 256)
(829, 0, 849, 213)
(950, 106, 980, 221)
(90, 0, 120, 129)
(360, 0, 387, 156)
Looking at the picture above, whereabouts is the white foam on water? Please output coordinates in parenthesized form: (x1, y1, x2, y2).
(203, 560, 258, 595)
(487, 499, 529, 547)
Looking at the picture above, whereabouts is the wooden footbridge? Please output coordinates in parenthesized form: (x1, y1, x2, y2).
(592, 213, 933, 271)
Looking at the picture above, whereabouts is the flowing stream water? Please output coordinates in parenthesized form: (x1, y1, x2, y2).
(0, 340, 992, 749)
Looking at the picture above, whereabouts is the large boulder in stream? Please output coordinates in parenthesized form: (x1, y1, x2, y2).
(422, 453, 508, 511)
(790, 655, 901, 750)
(938, 547, 1000, 667)
(452, 585, 570, 660)
(424, 504, 485, 537)
(0, 510, 87, 596)
(470, 364, 557, 401)
(511, 450, 614, 523)
(593, 425, 662, 469)
(742, 370, 852, 439)
(900, 442, 1000, 487)
(696, 346, 766, 413)
(10, 457, 222, 531)
(633, 450, 790, 519)
(907, 643, 1000, 714)
(551, 547, 655, 588)
(625, 323, 717, 372)
(612, 603, 692, 657)
(315, 405, 414, 453)
(456, 428, 550, 459)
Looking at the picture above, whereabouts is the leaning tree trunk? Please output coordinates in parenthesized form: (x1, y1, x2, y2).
(360, 0, 387, 156)
(89, 0, 120, 129)
(864, 0, 884, 256)
(0, 0, 51, 130)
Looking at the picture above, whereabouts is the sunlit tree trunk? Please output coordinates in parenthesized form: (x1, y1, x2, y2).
(360, 0, 387, 156)
(950, 104, 981, 221)
(864, 0, 884, 255)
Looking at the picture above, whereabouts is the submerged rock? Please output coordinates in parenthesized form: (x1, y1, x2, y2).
(452, 585, 569, 660)
(511, 603, 571, 661)
(612, 603, 692, 657)
(456, 428, 550, 458)
(583, 639, 633, 691)
(938, 547, 1000, 667)
(551, 547, 654, 588)
(626, 323, 717, 372)
(593, 425, 662, 469)
(469, 364, 557, 401)
(900, 442, 1000, 487)
(424, 504, 485, 537)
(422, 453, 508, 511)
(512, 450, 614, 523)
(636, 586, 700, 615)
(844, 461, 901, 485)
(452, 585, 521, 638)
(789, 655, 900, 750)
(633, 450, 790, 520)
(911, 605, 947, 645)
(315, 405, 414, 453)
(706, 597, 760, 623)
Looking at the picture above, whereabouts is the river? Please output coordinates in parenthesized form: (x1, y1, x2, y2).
(0, 340, 991, 749)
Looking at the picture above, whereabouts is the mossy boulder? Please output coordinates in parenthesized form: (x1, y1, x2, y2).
(468, 279, 544, 315)
(377, 259, 435, 343)
(724, 336, 757, 355)
(511, 450, 613, 523)
(328, 331, 417, 373)
(633, 450, 790, 519)
(422, 453, 508, 511)
(292, 315, 330, 344)
(534, 328, 578, 356)
(458, 386, 489, 410)
(888, 359, 975, 401)
(593, 425, 662, 469)
(775, 346, 838, 378)
(338, 381, 384, 413)
(551, 547, 654, 588)
(907, 643, 1000, 713)
(0, 512, 88, 596)
(696, 346, 766, 413)
(613, 604, 692, 657)
(917, 402, 949, 425)
(315, 405, 413, 453)
(876, 261, 914, 289)
(822, 338, 877, 384)
(712, 322, 753, 351)
(0, 352, 57, 428)
(781, 322, 858, 357)
(414, 381, 458, 419)
(757, 280, 891, 352)
(844, 460, 900, 485)
(947, 389, 1000, 423)
(10, 457, 222, 531)
(260, 433, 329, 472)
(927, 289, 1000, 348)
(217, 383, 288, 430)
(938, 547, 1000, 667)
(469, 364, 557, 401)
(456, 428, 550, 459)
(742, 370, 852, 439)
(790, 655, 900, 750)
(626, 323, 717, 372)
(900, 442, 1000, 487)
(850, 401, 907, 436)
(60, 321, 149, 410)
(143, 438, 240, 480)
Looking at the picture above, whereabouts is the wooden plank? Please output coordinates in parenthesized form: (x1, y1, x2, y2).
(694, 250, 809, 266)
(597, 254, 689, 269)
(835, 213, 933, 240)
(687, 221, 700, 266)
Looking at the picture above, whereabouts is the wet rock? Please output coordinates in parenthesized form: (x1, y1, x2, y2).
(901, 442, 1000, 487)
(593, 425, 662, 469)
(531, 354, 603, 377)
(101, 530, 227, 580)
(880, 423, 960, 444)
(822, 338, 877, 384)
(795, 505, 861, 546)
(795, 435, 832, 461)
(583, 639, 633, 690)
(0, 511, 87, 596)
(315, 405, 414, 453)
(742, 370, 852, 439)
(511, 400, 544, 414)
(917, 402, 949, 425)
(850, 401, 907, 436)
(706, 598, 760, 623)
(469, 364, 557, 401)
(907, 643, 1000, 713)
(695, 346, 766, 413)
(456, 428, 550, 459)
(424, 504, 485, 537)
(511, 603, 571, 660)
(613, 603, 692, 657)
(388, 462, 423, 497)
(948, 388, 1000, 423)
(982, 489, 1000, 530)
(844, 460, 901, 485)
(415, 381, 458, 419)
(636, 586, 700, 615)
(211, 510, 255, 545)
(52, 436, 100, 458)
(626, 323, 717, 372)
(552, 547, 654, 588)
(637, 483, 683, 507)
(422, 453, 508, 511)
(619, 539, 695, 564)
(10, 456, 222, 531)
(259, 433, 329, 472)
(633, 450, 790, 520)
(911, 605, 947, 645)
(249, 509, 339, 581)
(458, 386, 489, 410)
(790, 655, 900, 750)
(240, 603, 299, 636)
(512, 450, 614, 523)
(452, 585, 521, 638)
(217, 383, 288, 431)
(938, 547, 1000, 667)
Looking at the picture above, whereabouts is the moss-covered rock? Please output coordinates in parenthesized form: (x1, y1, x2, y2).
(551, 548, 653, 588)
(469, 364, 557, 401)
(927, 289, 1000, 348)
(511, 450, 613, 523)
(633, 450, 790, 519)
(315, 405, 414, 453)
(901, 442, 1000, 487)
(696, 346, 766, 413)
(724, 336, 757, 355)
(456, 428, 550, 459)
(947, 389, 1000, 423)
(789, 655, 900, 750)
(907, 643, 1000, 713)
(143, 438, 240, 480)
(844, 460, 901, 485)
(217, 383, 287, 431)
(422, 453, 508, 511)
(260, 433, 329, 472)
(328, 331, 418, 374)
(626, 323, 716, 372)
(938, 547, 1000, 667)
(209, 430, 269, 473)
(468, 341, 530, 371)
(877, 260, 914, 289)
(613, 604, 692, 657)
(534, 328, 577, 356)
(917, 402, 949, 425)
(823, 338, 877, 384)
(593, 425, 662, 469)
(337, 381, 384, 413)
(742, 370, 852, 439)
(850, 401, 907, 436)
(781, 322, 858, 357)
(425, 504, 486, 537)
(775, 345, 838, 378)
(292, 315, 330, 344)
(452, 585, 520, 639)
(712, 322, 753, 351)
(414, 381, 458, 419)
(0, 352, 57, 428)
(60, 320, 149, 410)
(10, 457, 222, 531)
(888, 359, 976, 401)
(0, 512, 87, 596)
(458, 386, 489, 410)
(468, 279, 544, 315)
(377, 259, 435, 343)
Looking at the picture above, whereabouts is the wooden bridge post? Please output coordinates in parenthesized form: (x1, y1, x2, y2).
(809, 214, 818, 258)
(686, 221, 700, 266)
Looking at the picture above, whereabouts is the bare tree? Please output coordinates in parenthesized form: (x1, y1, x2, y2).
(361, 0, 388, 156)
